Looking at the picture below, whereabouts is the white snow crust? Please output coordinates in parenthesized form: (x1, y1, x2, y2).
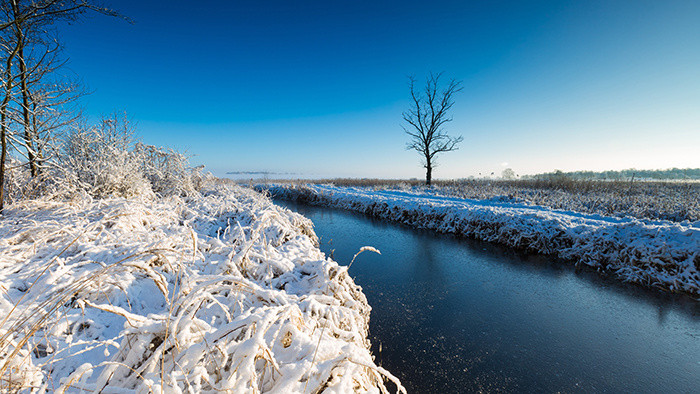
(0, 186, 404, 393)
(261, 184, 700, 296)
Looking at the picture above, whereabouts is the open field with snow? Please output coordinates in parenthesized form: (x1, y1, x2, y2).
(0, 186, 402, 393)
(259, 183, 700, 297)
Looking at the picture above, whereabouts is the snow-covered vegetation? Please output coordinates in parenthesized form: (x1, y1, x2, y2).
(280, 178, 700, 223)
(0, 112, 402, 392)
(260, 184, 700, 296)
(0, 185, 402, 392)
(3, 114, 207, 205)
(410, 180, 700, 223)
(527, 167, 700, 181)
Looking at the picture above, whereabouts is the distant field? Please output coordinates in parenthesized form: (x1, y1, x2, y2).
(251, 178, 700, 223)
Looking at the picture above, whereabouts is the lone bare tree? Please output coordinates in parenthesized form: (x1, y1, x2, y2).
(403, 72, 463, 185)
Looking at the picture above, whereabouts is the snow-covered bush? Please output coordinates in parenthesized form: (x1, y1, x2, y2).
(134, 143, 206, 197)
(58, 114, 206, 199)
(61, 116, 152, 198)
(0, 157, 77, 206)
(1, 157, 31, 205)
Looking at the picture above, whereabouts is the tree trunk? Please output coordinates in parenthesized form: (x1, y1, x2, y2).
(31, 99, 43, 173)
(0, 109, 7, 212)
(425, 158, 432, 186)
(12, 1, 38, 178)
(1, 45, 18, 212)
(17, 35, 38, 177)
(0, 112, 7, 212)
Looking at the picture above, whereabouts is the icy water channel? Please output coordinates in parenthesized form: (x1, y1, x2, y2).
(275, 199, 700, 393)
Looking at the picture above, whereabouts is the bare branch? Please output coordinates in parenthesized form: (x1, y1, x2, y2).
(0, 0, 129, 32)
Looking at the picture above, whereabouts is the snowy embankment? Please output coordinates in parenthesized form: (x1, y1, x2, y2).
(260, 184, 700, 296)
(0, 186, 403, 393)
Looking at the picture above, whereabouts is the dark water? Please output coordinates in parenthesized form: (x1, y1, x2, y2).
(275, 200, 700, 393)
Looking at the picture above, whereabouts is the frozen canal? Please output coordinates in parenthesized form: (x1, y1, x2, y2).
(277, 199, 700, 393)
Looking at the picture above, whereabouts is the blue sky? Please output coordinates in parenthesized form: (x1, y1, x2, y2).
(58, 0, 700, 178)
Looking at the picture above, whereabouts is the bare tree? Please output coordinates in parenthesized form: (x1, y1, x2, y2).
(0, 0, 122, 210)
(7, 32, 84, 174)
(403, 72, 463, 185)
(0, 28, 20, 210)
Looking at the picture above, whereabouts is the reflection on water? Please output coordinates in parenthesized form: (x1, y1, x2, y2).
(276, 199, 700, 393)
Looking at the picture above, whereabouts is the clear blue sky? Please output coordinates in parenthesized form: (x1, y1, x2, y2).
(58, 0, 700, 179)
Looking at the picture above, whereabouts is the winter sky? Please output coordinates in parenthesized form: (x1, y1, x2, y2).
(58, 0, 700, 179)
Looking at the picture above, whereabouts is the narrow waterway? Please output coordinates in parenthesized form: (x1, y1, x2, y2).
(276, 199, 700, 393)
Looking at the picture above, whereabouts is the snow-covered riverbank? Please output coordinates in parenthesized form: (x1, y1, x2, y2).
(260, 184, 700, 297)
(0, 186, 403, 393)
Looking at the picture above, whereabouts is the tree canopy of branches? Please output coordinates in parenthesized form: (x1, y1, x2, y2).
(0, 0, 120, 32)
(403, 72, 463, 185)
(0, 0, 121, 210)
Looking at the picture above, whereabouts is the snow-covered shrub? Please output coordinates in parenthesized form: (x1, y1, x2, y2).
(57, 114, 207, 199)
(1, 157, 31, 205)
(60, 115, 151, 198)
(0, 157, 77, 206)
(134, 143, 206, 197)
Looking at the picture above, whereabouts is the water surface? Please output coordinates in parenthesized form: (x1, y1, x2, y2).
(277, 200, 700, 393)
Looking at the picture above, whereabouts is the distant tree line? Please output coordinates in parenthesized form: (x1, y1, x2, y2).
(523, 168, 700, 181)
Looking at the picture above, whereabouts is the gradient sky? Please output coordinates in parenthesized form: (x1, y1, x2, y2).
(57, 0, 700, 179)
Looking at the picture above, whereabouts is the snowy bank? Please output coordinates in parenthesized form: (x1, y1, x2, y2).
(0, 186, 403, 393)
(260, 184, 700, 297)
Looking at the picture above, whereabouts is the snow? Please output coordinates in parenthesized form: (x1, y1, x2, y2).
(0, 185, 404, 393)
(261, 184, 700, 296)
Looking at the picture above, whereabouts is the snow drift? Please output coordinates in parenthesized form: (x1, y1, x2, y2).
(0, 186, 403, 393)
(261, 184, 700, 296)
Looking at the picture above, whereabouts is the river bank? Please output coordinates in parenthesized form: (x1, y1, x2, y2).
(277, 198, 700, 393)
(259, 184, 700, 297)
(0, 185, 403, 392)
